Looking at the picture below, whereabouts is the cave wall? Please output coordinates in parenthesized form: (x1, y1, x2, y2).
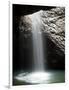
(13, 4, 65, 72)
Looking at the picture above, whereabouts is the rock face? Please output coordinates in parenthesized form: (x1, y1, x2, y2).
(41, 7, 65, 53)
(18, 7, 65, 53)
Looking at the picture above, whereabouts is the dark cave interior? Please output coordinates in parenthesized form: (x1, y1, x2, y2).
(13, 4, 65, 73)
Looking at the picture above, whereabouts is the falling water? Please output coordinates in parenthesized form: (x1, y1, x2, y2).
(15, 11, 51, 84)
(31, 11, 45, 71)
(14, 11, 65, 84)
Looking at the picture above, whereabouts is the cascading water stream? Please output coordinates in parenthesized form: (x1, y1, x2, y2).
(31, 11, 45, 71)
(15, 11, 51, 84)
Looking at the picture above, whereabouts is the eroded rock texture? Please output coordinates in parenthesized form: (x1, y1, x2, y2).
(18, 7, 65, 53)
(41, 7, 65, 53)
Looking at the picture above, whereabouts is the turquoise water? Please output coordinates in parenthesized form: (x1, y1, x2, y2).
(13, 70, 65, 85)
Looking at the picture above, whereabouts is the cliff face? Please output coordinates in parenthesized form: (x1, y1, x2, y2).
(18, 7, 65, 53)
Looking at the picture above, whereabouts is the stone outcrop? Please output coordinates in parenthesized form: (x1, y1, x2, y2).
(41, 7, 65, 53)
(18, 7, 65, 53)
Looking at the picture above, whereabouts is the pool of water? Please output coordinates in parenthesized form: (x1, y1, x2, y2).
(13, 70, 65, 85)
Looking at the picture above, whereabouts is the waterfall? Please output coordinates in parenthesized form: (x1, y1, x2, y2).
(31, 11, 45, 71)
(15, 11, 51, 84)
